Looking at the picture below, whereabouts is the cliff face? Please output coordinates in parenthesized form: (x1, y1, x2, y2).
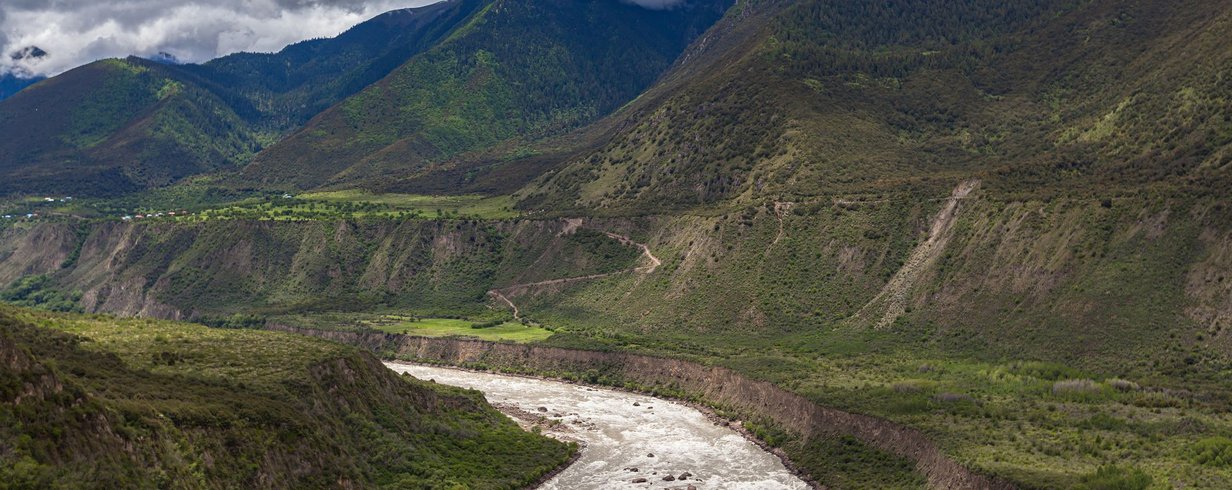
(0, 218, 646, 319)
(0, 223, 78, 286)
(272, 326, 1013, 490)
(4, 193, 1226, 367)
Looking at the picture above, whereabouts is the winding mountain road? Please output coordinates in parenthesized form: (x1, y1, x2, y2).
(489, 226, 661, 321)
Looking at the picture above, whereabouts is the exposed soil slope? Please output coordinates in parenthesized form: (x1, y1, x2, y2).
(854, 180, 978, 329)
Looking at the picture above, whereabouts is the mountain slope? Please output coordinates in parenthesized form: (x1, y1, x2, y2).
(0, 305, 573, 487)
(0, 74, 42, 100)
(0, 1, 486, 197)
(241, 0, 732, 192)
(519, 0, 1232, 213)
(0, 58, 260, 196)
(179, 0, 486, 133)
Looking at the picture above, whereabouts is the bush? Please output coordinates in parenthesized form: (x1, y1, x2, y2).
(1008, 361, 1082, 381)
(0, 275, 82, 313)
(471, 319, 504, 329)
(199, 314, 266, 330)
(1053, 379, 1102, 396)
(1077, 465, 1152, 490)
(1193, 436, 1232, 468)
(1106, 378, 1140, 392)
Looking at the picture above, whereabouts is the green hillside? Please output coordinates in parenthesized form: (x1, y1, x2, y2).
(520, 0, 1231, 213)
(180, 0, 487, 133)
(0, 305, 573, 488)
(241, 0, 731, 192)
(0, 58, 259, 197)
(1, 0, 1231, 488)
(0, 1, 487, 197)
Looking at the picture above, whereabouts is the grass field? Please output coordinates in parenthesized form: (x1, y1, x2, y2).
(160, 191, 521, 222)
(2, 187, 521, 223)
(298, 190, 519, 219)
(368, 316, 554, 343)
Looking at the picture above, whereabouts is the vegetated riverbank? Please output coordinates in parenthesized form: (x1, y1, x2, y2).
(0, 306, 576, 489)
(270, 325, 1014, 489)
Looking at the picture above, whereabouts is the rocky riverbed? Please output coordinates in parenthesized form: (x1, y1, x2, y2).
(386, 362, 810, 489)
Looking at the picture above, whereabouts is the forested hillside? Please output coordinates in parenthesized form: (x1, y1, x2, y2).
(0, 305, 573, 488)
(179, 0, 487, 133)
(520, 0, 1232, 212)
(0, 0, 486, 196)
(241, 0, 732, 192)
(0, 58, 260, 196)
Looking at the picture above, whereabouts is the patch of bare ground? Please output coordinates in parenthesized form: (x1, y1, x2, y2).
(854, 180, 979, 329)
(1187, 228, 1232, 354)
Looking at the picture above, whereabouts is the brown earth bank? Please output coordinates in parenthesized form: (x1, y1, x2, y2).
(269, 325, 1015, 490)
(3, 193, 1228, 369)
(0, 218, 645, 319)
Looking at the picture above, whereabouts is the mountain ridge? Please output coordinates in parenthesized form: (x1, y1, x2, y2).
(239, 0, 733, 192)
(0, 0, 489, 196)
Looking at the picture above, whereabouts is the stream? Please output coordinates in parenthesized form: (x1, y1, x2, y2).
(385, 362, 810, 489)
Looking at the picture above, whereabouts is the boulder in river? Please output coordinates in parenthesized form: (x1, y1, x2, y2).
(647, 453, 655, 458)
(632, 477, 648, 483)
(679, 472, 692, 480)
(663, 475, 677, 481)
(537, 406, 548, 412)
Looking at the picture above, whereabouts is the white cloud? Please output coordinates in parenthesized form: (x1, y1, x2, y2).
(0, 0, 444, 77)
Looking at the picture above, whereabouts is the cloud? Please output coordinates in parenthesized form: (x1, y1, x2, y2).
(0, 0, 444, 77)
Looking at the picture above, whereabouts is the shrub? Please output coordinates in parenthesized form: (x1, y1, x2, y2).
(1052, 379, 1102, 396)
(933, 392, 971, 403)
(1009, 361, 1082, 381)
(1106, 378, 1140, 392)
(0, 275, 82, 313)
(1193, 436, 1232, 468)
(471, 319, 504, 329)
(1076, 465, 1152, 490)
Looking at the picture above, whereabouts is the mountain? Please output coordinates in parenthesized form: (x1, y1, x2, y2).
(2, 46, 49, 100)
(240, 0, 731, 191)
(0, 73, 42, 100)
(0, 58, 260, 196)
(0, 0, 486, 197)
(520, 0, 1232, 213)
(2, 0, 1232, 488)
(179, 0, 487, 132)
(0, 0, 727, 197)
(0, 305, 573, 487)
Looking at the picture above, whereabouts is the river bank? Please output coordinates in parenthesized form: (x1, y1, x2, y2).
(388, 360, 818, 487)
(388, 362, 809, 489)
(270, 325, 1014, 489)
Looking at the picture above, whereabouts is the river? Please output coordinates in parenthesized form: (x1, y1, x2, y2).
(385, 362, 810, 489)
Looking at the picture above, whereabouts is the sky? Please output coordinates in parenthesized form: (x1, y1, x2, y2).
(1, 0, 686, 78)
